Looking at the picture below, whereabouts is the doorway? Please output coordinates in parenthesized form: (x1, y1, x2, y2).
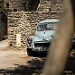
(1, 13, 8, 36)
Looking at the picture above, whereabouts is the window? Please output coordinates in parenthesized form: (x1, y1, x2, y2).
(6, 3, 9, 8)
(14, 9, 17, 12)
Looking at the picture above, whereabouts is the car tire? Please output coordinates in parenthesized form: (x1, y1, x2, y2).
(27, 48, 33, 56)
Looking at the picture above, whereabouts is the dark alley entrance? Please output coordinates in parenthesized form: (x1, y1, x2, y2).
(1, 13, 8, 36)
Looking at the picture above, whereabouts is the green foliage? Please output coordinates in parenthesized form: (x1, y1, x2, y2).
(0, 23, 4, 40)
(72, 49, 75, 52)
(0, 24, 4, 31)
(0, 3, 4, 8)
(49, 8, 51, 11)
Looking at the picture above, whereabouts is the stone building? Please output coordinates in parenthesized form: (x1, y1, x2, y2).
(51, 0, 63, 13)
(0, 0, 40, 11)
(0, 0, 64, 47)
(0, 0, 63, 12)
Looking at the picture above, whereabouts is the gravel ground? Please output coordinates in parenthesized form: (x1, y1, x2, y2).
(0, 39, 75, 75)
(0, 39, 8, 50)
(0, 39, 45, 75)
(0, 50, 45, 75)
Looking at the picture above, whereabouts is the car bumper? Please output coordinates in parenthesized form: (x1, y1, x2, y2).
(33, 47, 49, 52)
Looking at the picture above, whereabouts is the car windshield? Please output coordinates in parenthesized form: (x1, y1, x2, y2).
(37, 22, 58, 31)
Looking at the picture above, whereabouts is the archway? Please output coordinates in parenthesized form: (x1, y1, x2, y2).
(1, 13, 8, 35)
(23, 0, 40, 11)
(29, 0, 40, 11)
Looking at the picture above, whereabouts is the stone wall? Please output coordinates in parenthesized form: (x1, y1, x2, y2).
(3, 0, 64, 12)
(51, 0, 64, 13)
(37, 0, 51, 12)
(4, 0, 25, 11)
(25, 11, 60, 31)
(3, 0, 40, 11)
(0, 0, 64, 48)
(8, 11, 60, 46)
(1, 0, 64, 47)
(7, 11, 28, 46)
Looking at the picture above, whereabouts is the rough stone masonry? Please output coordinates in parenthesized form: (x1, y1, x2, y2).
(7, 0, 64, 47)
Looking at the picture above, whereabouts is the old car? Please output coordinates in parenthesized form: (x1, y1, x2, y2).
(27, 19, 59, 56)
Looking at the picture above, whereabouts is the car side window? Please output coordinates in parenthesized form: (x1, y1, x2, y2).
(37, 25, 43, 31)
(46, 24, 54, 30)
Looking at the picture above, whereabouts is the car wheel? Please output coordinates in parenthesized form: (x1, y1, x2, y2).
(27, 48, 33, 56)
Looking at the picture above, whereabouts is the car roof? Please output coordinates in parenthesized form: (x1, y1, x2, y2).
(39, 19, 59, 24)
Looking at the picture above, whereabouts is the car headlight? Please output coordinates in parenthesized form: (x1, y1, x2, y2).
(27, 37, 32, 44)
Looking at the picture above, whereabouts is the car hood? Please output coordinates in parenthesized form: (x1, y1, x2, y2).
(33, 30, 55, 42)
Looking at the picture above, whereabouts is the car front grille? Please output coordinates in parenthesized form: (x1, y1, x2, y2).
(34, 43, 50, 51)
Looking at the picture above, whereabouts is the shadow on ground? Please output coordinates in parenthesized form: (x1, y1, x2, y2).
(0, 53, 75, 75)
(64, 53, 75, 75)
(0, 55, 46, 75)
